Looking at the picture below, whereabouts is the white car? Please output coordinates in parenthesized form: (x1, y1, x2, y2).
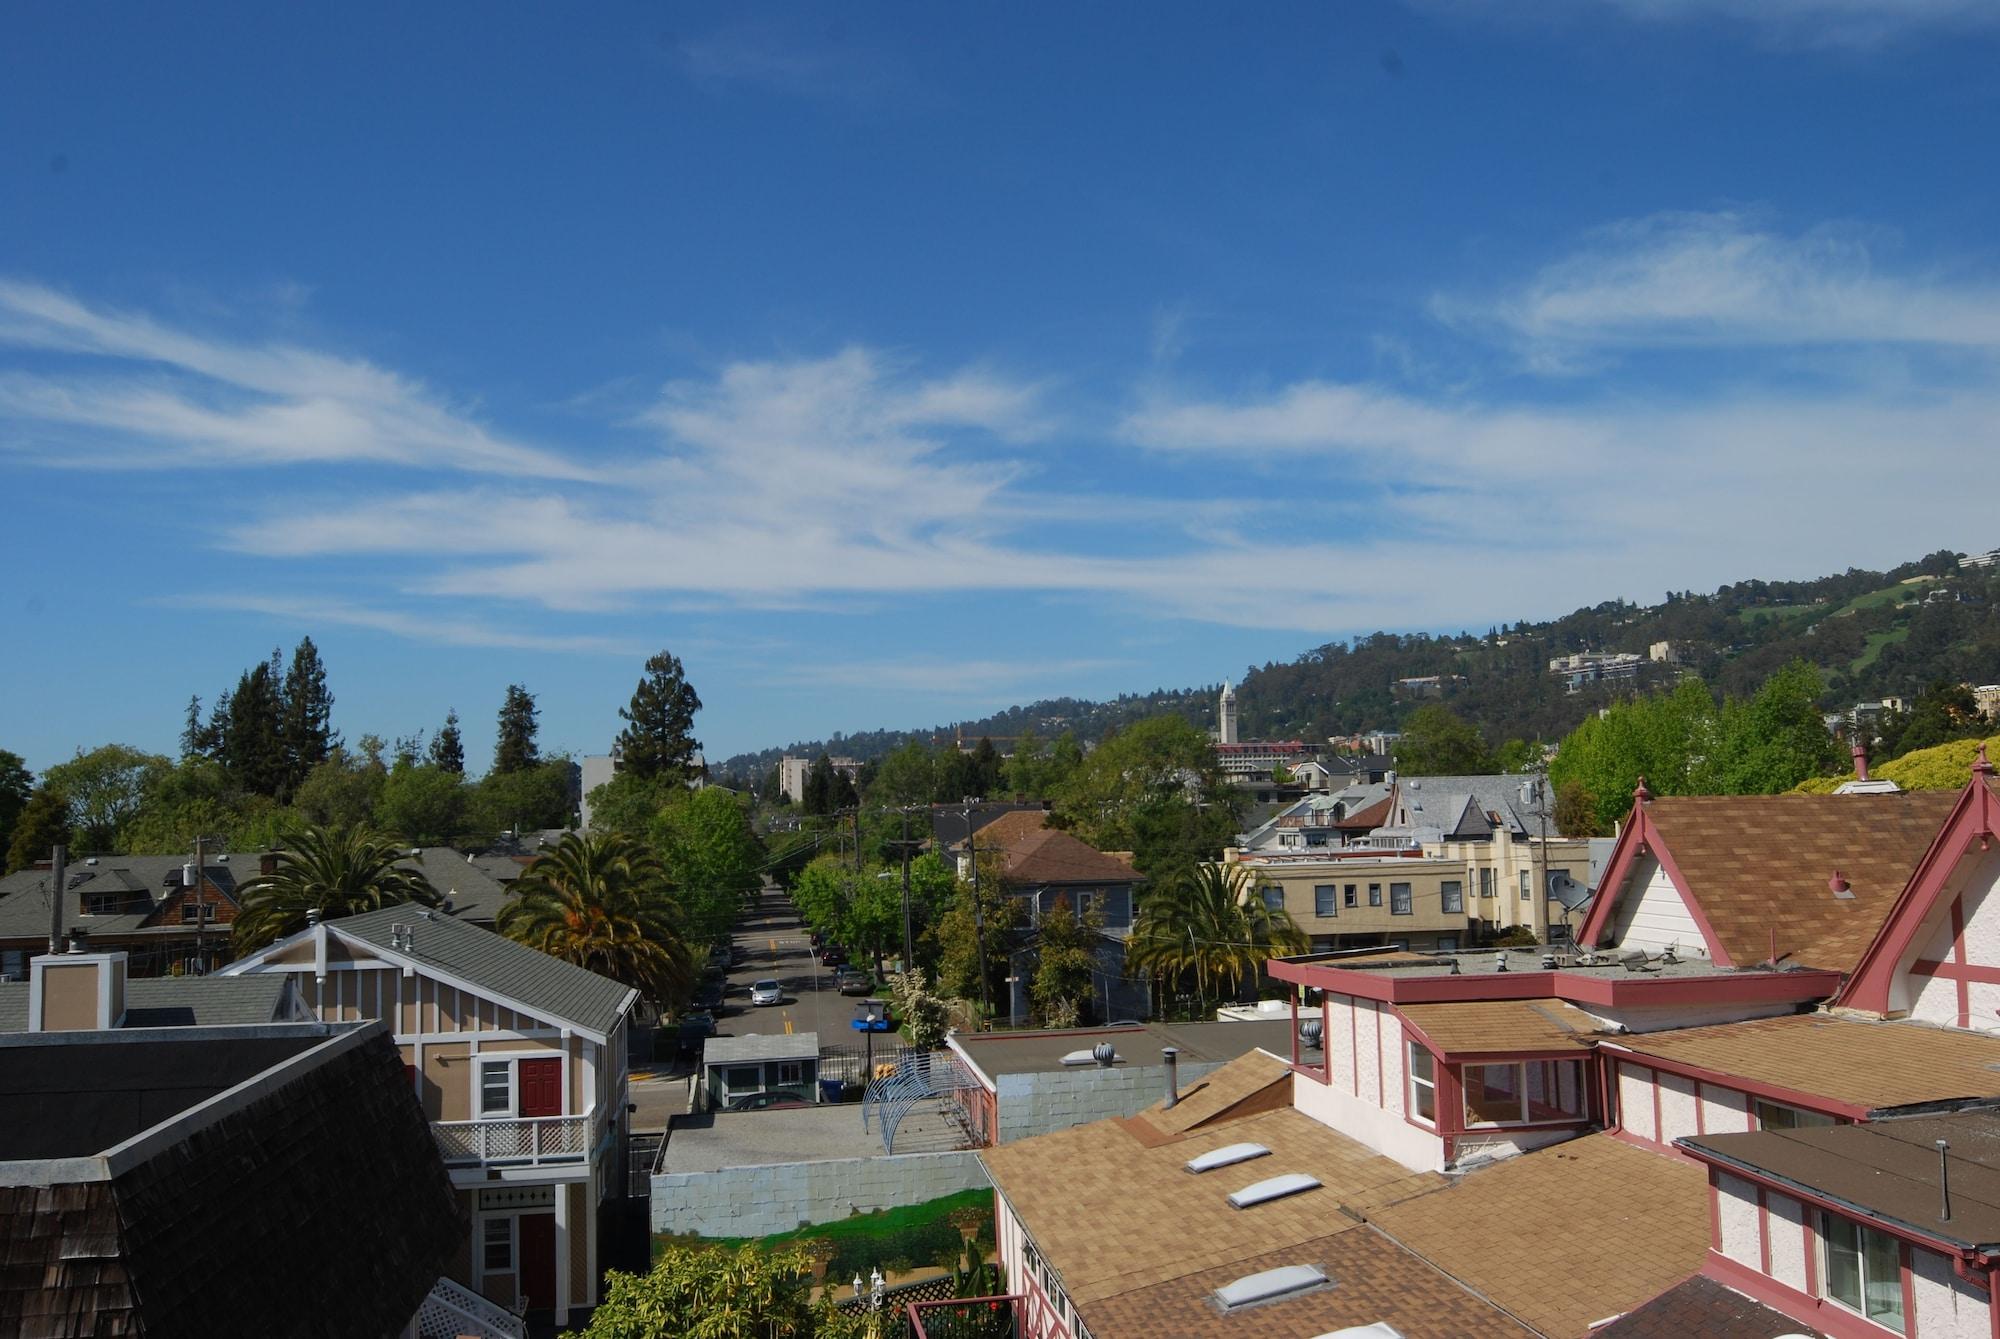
(750, 979, 783, 1007)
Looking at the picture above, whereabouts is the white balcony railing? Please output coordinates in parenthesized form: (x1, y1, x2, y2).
(432, 1114, 589, 1166)
(413, 1276, 527, 1339)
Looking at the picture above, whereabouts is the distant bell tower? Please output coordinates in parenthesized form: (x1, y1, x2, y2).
(1218, 680, 1239, 745)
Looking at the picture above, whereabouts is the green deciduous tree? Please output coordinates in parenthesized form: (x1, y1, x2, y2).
(575, 1242, 869, 1339)
(616, 649, 704, 784)
(5, 785, 71, 873)
(500, 832, 693, 1006)
(0, 750, 31, 864)
(1394, 705, 1499, 776)
(473, 757, 576, 834)
(374, 761, 470, 846)
(494, 684, 540, 774)
(294, 747, 388, 831)
(1711, 661, 1842, 794)
(42, 744, 172, 853)
(585, 770, 678, 837)
(232, 824, 439, 951)
(651, 787, 765, 946)
(118, 757, 288, 855)
(1050, 716, 1239, 877)
(1031, 893, 1101, 1027)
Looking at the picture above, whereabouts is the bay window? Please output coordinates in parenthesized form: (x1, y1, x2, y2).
(1461, 1059, 1586, 1126)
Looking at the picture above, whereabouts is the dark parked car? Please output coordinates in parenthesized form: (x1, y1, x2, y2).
(724, 1088, 812, 1112)
(677, 1010, 716, 1037)
(817, 945, 845, 966)
(835, 968, 871, 995)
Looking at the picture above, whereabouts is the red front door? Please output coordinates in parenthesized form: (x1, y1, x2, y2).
(518, 1058, 563, 1118)
(518, 1211, 556, 1311)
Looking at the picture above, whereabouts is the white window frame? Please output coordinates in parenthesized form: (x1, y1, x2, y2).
(1314, 884, 1337, 918)
(481, 1213, 515, 1273)
(1519, 870, 1532, 901)
(1407, 1041, 1438, 1128)
(1818, 1211, 1906, 1334)
(1390, 882, 1412, 916)
(1440, 880, 1463, 914)
(478, 1058, 514, 1117)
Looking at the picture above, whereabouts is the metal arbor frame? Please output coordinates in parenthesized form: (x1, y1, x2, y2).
(862, 1049, 979, 1154)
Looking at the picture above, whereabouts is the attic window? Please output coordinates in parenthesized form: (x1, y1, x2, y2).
(1227, 1173, 1321, 1209)
(1186, 1143, 1270, 1174)
(1213, 1262, 1329, 1311)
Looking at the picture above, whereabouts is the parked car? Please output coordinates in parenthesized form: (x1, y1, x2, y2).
(835, 968, 871, 996)
(816, 945, 845, 966)
(750, 979, 783, 1006)
(677, 1010, 717, 1037)
(724, 1088, 812, 1112)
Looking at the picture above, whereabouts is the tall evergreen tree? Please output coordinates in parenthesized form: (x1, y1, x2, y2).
(428, 709, 465, 774)
(615, 650, 704, 783)
(494, 684, 540, 774)
(279, 636, 337, 799)
(180, 695, 205, 759)
(802, 753, 835, 815)
(220, 660, 288, 797)
(5, 785, 71, 874)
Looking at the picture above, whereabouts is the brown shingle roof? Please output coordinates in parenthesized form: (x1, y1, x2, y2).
(1637, 792, 1957, 971)
(967, 808, 1051, 849)
(1368, 1134, 1710, 1338)
(1594, 1274, 1822, 1338)
(981, 1104, 1442, 1307)
(1611, 1012, 2000, 1112)
(963, 810, 1140, 884)
(1398, 997, 1601, 1057)
(1138, 1049, 1291, 1136)
(1081, 1226, 1533, 1339)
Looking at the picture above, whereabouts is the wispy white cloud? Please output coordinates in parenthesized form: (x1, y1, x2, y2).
(173, 593, 640, 656)
(1410, 0, 1998, 48)
(1435, 212, 2000, 366)
(0, 280, 594, 478)
(764, 656, 1133, 697)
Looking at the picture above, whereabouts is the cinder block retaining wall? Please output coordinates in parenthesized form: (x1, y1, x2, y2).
(651, 1150, 991, 1238)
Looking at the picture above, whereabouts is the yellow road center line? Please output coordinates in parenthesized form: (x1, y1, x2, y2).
(784, 1018, 793, 1034)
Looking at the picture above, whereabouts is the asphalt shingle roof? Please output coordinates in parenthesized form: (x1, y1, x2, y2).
(312, 904, 636, 1040)
(0, 975, 294, 1032)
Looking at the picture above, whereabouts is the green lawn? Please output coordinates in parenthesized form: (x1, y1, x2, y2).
(1851, 625, 1911, 672)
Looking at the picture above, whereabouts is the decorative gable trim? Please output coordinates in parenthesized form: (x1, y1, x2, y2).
(1577, 791, 1734, 966)
(1836, 768, 2000, 1017)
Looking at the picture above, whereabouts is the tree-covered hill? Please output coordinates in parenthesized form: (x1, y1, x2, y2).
(715, 548, 2000, 783)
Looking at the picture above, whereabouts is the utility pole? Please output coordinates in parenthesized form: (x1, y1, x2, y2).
(192, 834, 206, 974)
(852, 807, 862, 875)
(47, 843, 67, 955)
(966, 807, 990, 1030)
(1532, 768, 1549, 944)
(899, 806, 914, 972)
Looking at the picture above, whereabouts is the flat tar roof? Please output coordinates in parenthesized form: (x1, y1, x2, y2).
(657, 1103, 973, 1172)
(952, 1019, 1297, 1078)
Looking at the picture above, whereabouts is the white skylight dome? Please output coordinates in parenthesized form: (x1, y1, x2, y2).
(1185, 1142, 1271, 1174)
(1213, 1263, 1328, 1311)
(1226, 1172, 1321, 1209)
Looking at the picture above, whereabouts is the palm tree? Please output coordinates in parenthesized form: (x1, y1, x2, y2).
(498, 832, 694, 1007)
(233, 824, 438, 951)
(1127, 862, 1307, 1011)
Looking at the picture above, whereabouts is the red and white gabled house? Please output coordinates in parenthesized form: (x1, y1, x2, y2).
(1838, 749, 2000, 1026)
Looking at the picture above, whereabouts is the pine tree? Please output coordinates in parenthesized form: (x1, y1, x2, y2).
(494, 685, 540, 774)
(279, 636, 337, 799)
(429, 709, 465, 774)
(180, 695, 205, 759)
(802, 753, 834, 816)
(615, 650, 704, 784)
(220, 661, 288, 797)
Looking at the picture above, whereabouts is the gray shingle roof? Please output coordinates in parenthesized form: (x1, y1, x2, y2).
(1387, 774, 1556, 839)
(306, 904, 636, 1041)
(702, 1031, 820, 1065)
(0, 974, 294, 1032)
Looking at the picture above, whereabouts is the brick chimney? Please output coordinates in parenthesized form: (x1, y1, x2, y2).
(28, 947, 129, 1031)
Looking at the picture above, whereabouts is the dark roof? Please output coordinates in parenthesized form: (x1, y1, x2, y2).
(0, 855, 253, 941)
(1595, 1274, 1821, 1337)
(404, 846, 514, 923)
(0, 1022, 464, 1337)
(930, 802, 1050, 848)
(0, 974, 294, 1032)
(953, 1019, 1294, 1078)
(1684, 1111, 2000, 1250)
(0, 1031, 324, 1161)
(253, 903, 636, 1040)
(1632, 792, 1958, 971)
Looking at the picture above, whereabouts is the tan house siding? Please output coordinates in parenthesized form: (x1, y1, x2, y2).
(426, 1041, 471, 1121)
(40, 963, 101, 1031)
(479, 1036, 557, 1053)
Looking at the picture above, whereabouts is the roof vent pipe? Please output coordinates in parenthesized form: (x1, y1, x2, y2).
(1939, 1139, 1952, 1222)
(1162, 1046, 1180, 1109)
(1853, 739, 1871, 783)
(305, 908, 321, 926)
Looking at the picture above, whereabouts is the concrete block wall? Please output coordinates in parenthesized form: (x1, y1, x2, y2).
(993, 1059, 1225, 1143)
(651, 1150, 991, 1239)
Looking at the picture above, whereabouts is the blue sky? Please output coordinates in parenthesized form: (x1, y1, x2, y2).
(5, 1, 1999, 777)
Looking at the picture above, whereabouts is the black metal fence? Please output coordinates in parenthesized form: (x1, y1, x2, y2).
(818, 1040, 924, 1089)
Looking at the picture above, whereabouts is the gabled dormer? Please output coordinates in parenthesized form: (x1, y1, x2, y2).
(1838, 749, 2000, 1026)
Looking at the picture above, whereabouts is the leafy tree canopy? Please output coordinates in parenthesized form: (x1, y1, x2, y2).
(0, 749, 31, 862)
(1050, 715, 1239, 877)
(41, 744, 172, 853)
(574, 1243, 870, 1339)
(1394, 705, 1499, 776)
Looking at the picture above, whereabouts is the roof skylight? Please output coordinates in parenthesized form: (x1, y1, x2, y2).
(1186, 1142, 1271, 1174)
(1213, 1262, 1328, 1311)
(1226, 1172, 1322, 1209)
